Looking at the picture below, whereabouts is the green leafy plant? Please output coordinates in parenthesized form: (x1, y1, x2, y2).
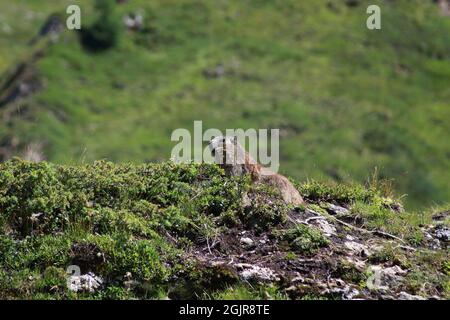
(275, 224, 329, 255)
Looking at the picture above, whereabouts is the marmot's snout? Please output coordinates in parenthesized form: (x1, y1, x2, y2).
(209, 136, 233, 162)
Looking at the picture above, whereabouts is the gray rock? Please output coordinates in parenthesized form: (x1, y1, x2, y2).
(68, 272, 103, 293)
(30, 212, 44, 222)
(367, 265, 407, 291)
(314, 219, 337, 237)
(291, 275, 305, 283)
(327, 204, 350, 216)
(240, 237, 254, 246)
(326, 285, 360, 300)
(235, 263, 279, 282)
(434, 225, 450, 242)
(242, 193, 251, 207)
(344, 240, 370, 257)
(398, 291, 426, 300)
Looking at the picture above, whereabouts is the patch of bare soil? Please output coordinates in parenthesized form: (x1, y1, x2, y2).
(187, 203, 448, 300)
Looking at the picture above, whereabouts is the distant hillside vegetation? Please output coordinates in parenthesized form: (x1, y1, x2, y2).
(0, 0, 449, 210)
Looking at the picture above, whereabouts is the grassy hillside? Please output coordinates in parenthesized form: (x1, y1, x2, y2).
(0, 0, 449, 210)
(0, 160, 448, 299)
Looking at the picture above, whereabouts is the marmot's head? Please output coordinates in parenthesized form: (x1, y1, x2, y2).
(208, 136, 260, 180)
(209, 136, 242, 165)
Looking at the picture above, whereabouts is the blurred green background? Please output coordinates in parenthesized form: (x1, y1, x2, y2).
(0, 0, 449, 209)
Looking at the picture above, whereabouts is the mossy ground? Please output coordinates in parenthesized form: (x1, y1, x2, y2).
(0, 159, 245, 299)
(0, 160, 448, 299)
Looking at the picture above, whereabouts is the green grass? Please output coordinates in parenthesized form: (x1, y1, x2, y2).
(0, 0, 449, 211)
(205, 284, 289, 300)
(403, 250, 450, 299)
(274, 224, 329, 255)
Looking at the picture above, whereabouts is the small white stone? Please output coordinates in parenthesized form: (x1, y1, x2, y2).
(240, 237, 254, 246)
(344, 241, 369, 256)
(327, 204, 350, 215)
(68, 273, 103, 293)
(315, 219, 336, 236)
(235, 263, 279, 281)
(398, 291, 426, 300)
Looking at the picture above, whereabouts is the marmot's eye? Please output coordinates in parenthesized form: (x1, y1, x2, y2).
(212, 149, 216, 156)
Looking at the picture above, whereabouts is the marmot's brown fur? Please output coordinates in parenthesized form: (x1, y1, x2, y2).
(209, 136, 304, 206)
